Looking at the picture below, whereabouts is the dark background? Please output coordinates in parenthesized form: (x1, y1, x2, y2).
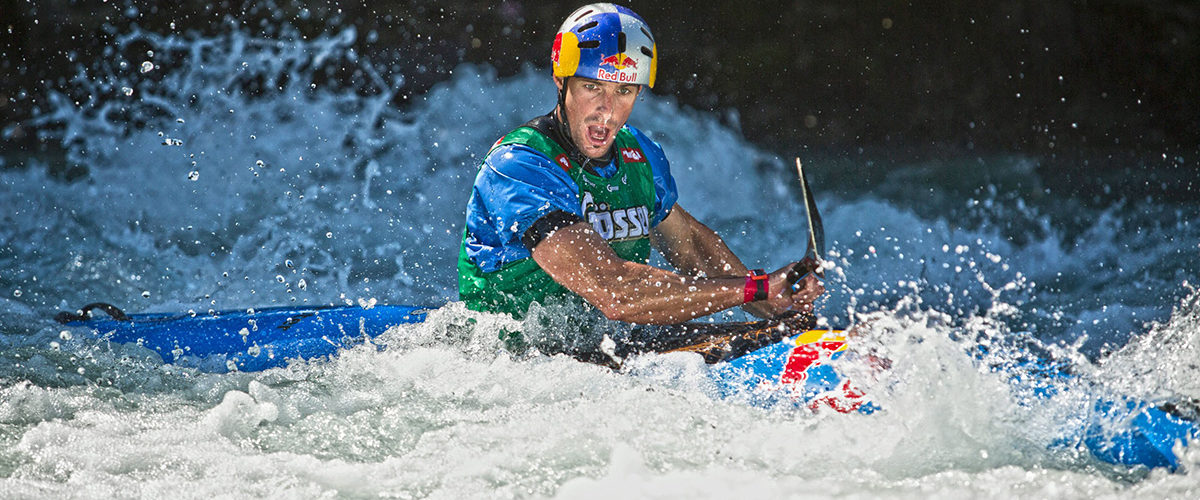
(2, 1, 1197, 199)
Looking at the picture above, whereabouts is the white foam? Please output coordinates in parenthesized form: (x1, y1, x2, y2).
(2, 23, 1199, 498)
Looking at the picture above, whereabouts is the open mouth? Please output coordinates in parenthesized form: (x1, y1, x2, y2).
(585, 125, 610, 148)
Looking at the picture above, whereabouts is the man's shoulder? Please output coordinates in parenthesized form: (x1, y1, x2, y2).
(619, 124, 670, 172)
(491, 119, 563, 157)
(479, 142, 576, 190)
(621, 125, 665, 155)
(485, 142, 557, 171)
(620, 123, 655, 141)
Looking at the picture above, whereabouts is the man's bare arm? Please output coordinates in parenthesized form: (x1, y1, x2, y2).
(532, 221, 813, 324)
(649, 204, 748, 278)
(650, 204, 822, 319)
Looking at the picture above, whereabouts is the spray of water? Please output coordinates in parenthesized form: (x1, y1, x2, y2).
(3, 22, 1200, 497)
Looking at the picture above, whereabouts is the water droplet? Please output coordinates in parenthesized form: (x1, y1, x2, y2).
(275, 275, 285, 283)
(326, 232, 333, 239)
(139, 61, 154, 73)
(142, 290, 151, 298)
(297, 279, 308, 290)
(255, 160, 265, 167)
(59, 330, 73, 341)
(188, 170, 200, 181)
(12, 289, 21, 297)
(121, 86, 134, 96)
(285, 259, 294, 269)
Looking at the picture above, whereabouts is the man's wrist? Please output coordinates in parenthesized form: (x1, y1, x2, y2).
(743, 269, 768, 304)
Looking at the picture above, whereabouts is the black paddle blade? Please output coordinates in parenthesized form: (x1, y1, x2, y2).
(795, 158, 825, 264)
(55, 302, 130, 323)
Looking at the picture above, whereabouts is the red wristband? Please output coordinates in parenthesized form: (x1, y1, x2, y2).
(744, 269, 768, 303)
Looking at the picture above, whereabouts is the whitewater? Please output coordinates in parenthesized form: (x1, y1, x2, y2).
(2, 26, 1199, 498)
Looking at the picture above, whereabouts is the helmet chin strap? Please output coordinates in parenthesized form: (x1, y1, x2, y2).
(556, 76, 572, 148)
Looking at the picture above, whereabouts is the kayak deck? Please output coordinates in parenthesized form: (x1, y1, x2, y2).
(57, 302, 1197, 470)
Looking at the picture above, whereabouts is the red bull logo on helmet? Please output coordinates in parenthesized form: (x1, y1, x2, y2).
(596, 52, 640, 84)
(596, 68, 640, 84)
(599, 53, 639, 70)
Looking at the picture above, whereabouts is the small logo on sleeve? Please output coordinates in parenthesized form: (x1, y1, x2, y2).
(619, 148, 646, 163)
(555, 154, 572, 172)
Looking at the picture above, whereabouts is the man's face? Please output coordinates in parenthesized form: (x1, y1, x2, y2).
(556, 77, 641, 159)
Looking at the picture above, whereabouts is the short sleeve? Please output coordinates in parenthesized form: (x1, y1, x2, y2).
(462, 144, 581, 272)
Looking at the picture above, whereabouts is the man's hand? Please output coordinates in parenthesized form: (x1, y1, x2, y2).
(742, 262, 825, 319)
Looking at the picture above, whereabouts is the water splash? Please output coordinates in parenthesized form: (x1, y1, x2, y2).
(3, 20, 1200, 498)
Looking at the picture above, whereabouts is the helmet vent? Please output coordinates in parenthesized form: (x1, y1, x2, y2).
(578, 40, 600, 49)
(617, 32, 627, 52)
(576, 21, 599, 33)
(640, 46, 653, 57)
(640, 27, 653, 43)
(573, 9, 595, 22)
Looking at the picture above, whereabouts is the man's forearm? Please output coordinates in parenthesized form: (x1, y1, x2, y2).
(582, 260, 748, 324)
(682, 226, 750, 278)
(534, 223, 750, 324)
(653, 207, 750, 279)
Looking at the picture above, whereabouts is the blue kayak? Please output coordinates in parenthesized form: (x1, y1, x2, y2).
(57, 302, 1197, 470)
(56, 303, 430, 372)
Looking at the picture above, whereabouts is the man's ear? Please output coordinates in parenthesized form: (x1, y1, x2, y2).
(553, 76, 564, 91)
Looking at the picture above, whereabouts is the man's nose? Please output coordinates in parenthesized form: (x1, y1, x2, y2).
(597, 91, 614, 120)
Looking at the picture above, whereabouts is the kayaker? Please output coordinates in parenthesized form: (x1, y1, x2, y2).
(458, 3, 822, 327)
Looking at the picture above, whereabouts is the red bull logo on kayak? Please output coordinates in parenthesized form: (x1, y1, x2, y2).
(779, 330, 870, 413)
(779, 334, 844, 385)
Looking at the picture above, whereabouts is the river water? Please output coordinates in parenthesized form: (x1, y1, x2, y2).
(2, 26, 1199, 498)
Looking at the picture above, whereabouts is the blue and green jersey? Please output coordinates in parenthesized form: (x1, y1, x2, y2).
(458, 120, 678, 318)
